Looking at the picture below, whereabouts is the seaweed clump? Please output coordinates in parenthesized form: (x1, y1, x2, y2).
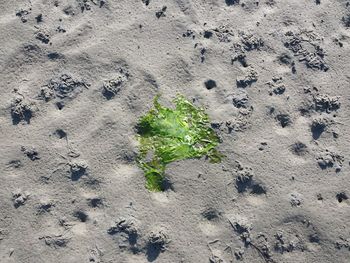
(136, 95, 223, 191)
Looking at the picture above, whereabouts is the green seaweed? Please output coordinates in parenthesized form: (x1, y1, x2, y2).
(136, 94, 224, 191)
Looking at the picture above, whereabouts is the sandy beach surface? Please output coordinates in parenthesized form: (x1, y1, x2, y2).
(1, 0, 350, 262)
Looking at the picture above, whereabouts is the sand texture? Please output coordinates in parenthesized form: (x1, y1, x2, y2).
(1, 0, 350, 262)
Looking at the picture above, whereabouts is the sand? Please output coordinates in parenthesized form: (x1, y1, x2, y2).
(0, 0, 350, 262)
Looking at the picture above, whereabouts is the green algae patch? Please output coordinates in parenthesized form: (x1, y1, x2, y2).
(136, 95, 223, 191)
